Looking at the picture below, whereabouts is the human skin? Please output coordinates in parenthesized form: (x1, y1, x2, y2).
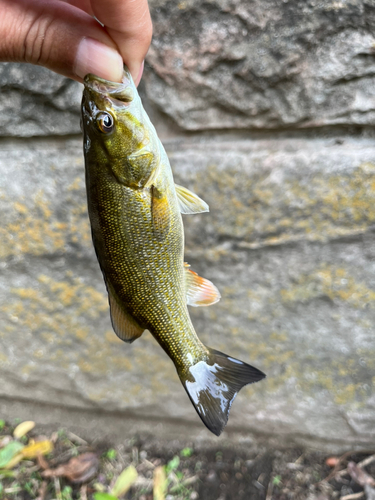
(0, 0, 152, 85)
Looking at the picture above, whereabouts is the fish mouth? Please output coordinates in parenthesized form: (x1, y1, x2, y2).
(83, 66, 134, 103)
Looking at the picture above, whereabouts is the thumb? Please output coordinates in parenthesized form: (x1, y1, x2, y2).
(0, 0, 124, 82)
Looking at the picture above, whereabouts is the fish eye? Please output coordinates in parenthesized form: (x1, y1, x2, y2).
(97, 112, 114, 133)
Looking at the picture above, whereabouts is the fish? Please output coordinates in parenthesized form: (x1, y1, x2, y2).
(81, 67, 266, 436)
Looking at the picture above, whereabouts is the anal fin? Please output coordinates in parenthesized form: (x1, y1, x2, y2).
(108, 289, 144, 343)
(175, 184, 209, 214)
(184, 262, 220, 307)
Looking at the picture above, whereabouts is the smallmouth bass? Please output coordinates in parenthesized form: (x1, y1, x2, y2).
(81, 68, 265, 436)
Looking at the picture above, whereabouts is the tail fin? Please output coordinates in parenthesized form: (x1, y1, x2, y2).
(178, 348, 265, 436)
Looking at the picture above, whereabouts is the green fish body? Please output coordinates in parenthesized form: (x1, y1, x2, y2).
(81, 68, 265, 436)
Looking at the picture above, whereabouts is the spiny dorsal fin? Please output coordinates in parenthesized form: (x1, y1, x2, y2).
(151, 185, 170, 242)
(175, 184, 209, 214)
(184, 263, 220, 307)
(108, 289, 144, 343)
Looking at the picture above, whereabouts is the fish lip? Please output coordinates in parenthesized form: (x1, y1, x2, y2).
(83, 66, 134, 103)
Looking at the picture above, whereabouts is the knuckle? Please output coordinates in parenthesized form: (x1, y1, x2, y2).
(23, 14, 53, 65)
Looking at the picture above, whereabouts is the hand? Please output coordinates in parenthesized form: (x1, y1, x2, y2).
(0, 0, 152, 84)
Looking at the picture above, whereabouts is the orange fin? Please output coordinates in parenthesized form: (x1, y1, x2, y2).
(184, 263, 221, 307)
(175, 184, 209, 214)
(108, 289, 144, 343)
(151, 185, 170, 241)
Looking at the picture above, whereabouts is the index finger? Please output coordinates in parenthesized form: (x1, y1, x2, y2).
(90, 0, 152, 84)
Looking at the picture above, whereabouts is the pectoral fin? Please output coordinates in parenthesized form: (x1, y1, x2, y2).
(151, 185, 171, 241)
(127, 151, 156, 189)
(175, 184, 209, 214)
(184, 263, 221, 307)
(108, 289, 144, 343)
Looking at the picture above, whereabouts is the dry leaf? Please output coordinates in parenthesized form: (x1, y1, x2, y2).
(21, 440, 53, 459)
(153, 466, 168, 500)
(13, 421, 35, 439)
(42, 452, 99, 483)
(111, 465, 138, 498)
(366, 485, 375, 500)
(0, 436, 13, 449)
(347, 461, 375, 487)
(4, 453, 24, 469)
(37, 454, 50, 470)
(36, 481, 48, 500)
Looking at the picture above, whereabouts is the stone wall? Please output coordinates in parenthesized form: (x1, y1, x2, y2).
(1, 0, 375, 448)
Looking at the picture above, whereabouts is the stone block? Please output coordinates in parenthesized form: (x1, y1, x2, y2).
(0, 134, 374, 445)
(144, 0, 375, 130)
(0, 63, 82, 137)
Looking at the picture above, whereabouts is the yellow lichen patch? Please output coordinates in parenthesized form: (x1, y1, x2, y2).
(13, 202, 28, 214)
(0, 352, 9, 365)
(194, 162, 375, 246)
(280, 265, 375, 308)
(2, 274, 108, 342)
(68, 177, 84, 191)
(0, 189, 91, 259)
(270, 331, 288, 342)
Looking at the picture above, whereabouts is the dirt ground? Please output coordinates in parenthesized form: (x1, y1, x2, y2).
(0, 419, 374, 500)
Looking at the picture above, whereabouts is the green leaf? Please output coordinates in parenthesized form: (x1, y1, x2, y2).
(0, 470, 16, 478)
(0, 421, 5, 432)
(61, 485, 73, 500)
(0, 442, 24, 468)
(105, 449, 117, 461)
(166, 456, 180, 473)
(93, 493, 118, 500)
(180, 447, 193, 458)
(111, 465, 138, 498)
(272, 475, 282, 486)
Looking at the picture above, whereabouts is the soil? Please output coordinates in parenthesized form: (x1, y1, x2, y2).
(1, 420, 375, 500)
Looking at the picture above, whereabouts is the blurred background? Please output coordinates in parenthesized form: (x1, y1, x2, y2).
(0, 0, 375, 455)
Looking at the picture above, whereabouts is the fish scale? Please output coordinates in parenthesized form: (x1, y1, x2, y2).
(88, 158, 202, 367)
(81, 67, 266, 436)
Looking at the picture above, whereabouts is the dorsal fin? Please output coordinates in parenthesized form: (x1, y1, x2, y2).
(151, 185, 171, 241)
(175, 184, 209, 214)
(184, 263, 220, 307)
(108, 289, 144, 343)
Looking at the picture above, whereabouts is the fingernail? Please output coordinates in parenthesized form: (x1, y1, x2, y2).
(74, 37, 123, 82)
(135, 61, 145, 87)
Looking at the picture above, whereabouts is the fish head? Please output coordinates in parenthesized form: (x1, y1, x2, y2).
(81, 67, 157, 188)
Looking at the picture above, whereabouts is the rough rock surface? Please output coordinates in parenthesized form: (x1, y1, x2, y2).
(144, 0, 375, 130)
(1, 0, 375, 447)
(0, 64, 82, 137)
(2, 0, 375, 136)
(0, 135, 374, 446)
